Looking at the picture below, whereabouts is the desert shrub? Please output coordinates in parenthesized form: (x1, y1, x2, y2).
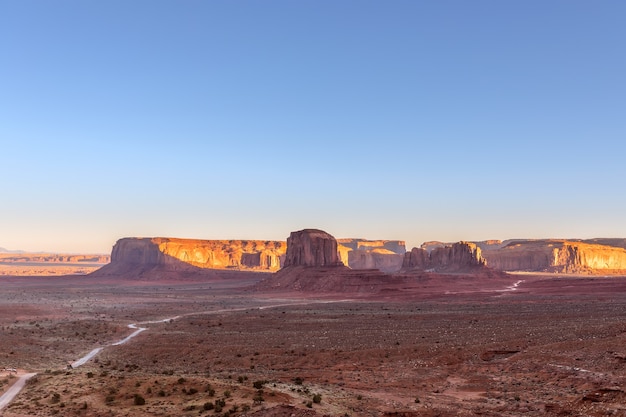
(177, 377, 186, 384)
(313, 394, 322, 404)
(133, 394, 145, 405)
(157, 390, 166, 397)
(306, 401, 313, 408)
(187, 387, 198, 395)
(414, 397, 420, 403)
(223, 390, 231, 398)
(253, 392, 264, 404)
(253, 380, 267, 389)
(86, 372, 93, 378)
(293, 377, 304, 385)
(50, 393, 61, 404)
(203, 401, 214, 410)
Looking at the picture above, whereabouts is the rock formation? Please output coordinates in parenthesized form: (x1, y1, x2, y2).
(336, 238, 406, 273)
(402, 242, 487, 272)
(482, 240, 626, 273)
(104, 237, 286, 273)
(402, 247, 430, 270)
(283, 229, 343, 267)
(345, 248, 405, 273)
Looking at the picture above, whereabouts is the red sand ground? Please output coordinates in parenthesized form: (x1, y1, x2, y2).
(1, 270, 626, 416)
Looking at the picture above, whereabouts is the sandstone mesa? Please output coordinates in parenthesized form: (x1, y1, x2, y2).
(5, 232, 626, 278)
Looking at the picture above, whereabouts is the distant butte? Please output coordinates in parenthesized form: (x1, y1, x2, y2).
(401, 241, 486, 273)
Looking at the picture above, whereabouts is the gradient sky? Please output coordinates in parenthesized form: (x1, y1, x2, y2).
(1, 1, 625, 253)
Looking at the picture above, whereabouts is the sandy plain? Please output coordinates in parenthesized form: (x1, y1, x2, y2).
(1, 270, 626, 417)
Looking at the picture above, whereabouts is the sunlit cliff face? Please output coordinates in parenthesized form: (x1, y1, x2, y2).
(112, 237, 287, 271)
(482, 240, 626, 273)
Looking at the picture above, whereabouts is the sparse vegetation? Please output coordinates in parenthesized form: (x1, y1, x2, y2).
(253, 379, 267, 389)
(133, 394, 145, 405)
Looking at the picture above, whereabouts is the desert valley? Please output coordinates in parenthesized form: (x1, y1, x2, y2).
(2, 229, 626, 417)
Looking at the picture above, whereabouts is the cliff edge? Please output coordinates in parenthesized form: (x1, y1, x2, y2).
(94, 237, 286, 277)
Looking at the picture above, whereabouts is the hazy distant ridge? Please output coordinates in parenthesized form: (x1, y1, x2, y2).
(0, 247, 24, 254)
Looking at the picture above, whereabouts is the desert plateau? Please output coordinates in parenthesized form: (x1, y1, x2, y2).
(2, 229, 626, 417)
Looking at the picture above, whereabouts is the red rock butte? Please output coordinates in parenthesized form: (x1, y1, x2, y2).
(282, 229, 344, 268)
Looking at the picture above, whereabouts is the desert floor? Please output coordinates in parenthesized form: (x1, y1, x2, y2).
(1, 271, 626, 416)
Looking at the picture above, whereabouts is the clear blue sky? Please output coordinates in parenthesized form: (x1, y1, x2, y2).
(1, 1, 625, 253)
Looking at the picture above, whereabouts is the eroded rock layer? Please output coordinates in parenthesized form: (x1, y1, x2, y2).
(402, 242, 487, 272)
(109, 237, 286, 271)
(482, 240, 626, 273)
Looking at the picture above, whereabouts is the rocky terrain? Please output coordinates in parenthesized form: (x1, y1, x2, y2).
(2, 271, 626, 417)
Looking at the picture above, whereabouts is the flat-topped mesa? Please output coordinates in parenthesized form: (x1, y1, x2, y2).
(282, 229, 344, 268)
(482, 240, 626, 273)
(109, 237, 286, 272)
(402, 241, 487, 272)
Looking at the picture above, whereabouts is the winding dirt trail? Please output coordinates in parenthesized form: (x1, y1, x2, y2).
(0, 372, 36, 411)
(0, 298, 345, 411)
